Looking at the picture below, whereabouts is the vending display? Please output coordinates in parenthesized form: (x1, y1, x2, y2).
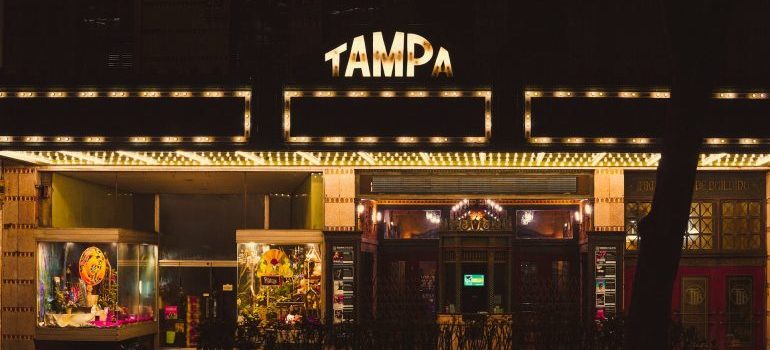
(594, 246, 617, 319)
(331, 245, 355, 324)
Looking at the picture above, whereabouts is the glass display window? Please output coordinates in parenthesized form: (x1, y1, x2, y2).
(236, 230, 324, 326)
(35, 229, 158, 330)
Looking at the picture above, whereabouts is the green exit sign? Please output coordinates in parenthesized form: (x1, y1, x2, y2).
(463, 274, 484, 287)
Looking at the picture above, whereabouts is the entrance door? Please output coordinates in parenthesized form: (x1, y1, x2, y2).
(673, 266, 763, 349)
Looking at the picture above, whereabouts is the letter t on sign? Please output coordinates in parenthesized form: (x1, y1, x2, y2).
(325, 43, 348, 77)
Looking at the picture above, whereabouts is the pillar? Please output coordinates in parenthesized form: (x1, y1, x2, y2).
(1, 167, 38, 350)
(593, 168, 625, 232)
(322, 168, 356, 231)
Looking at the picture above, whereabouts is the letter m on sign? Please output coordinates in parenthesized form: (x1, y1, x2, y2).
(372, 31, 404, 77)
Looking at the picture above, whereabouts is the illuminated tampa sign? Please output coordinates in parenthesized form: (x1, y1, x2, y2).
(324, 31, 453, 78)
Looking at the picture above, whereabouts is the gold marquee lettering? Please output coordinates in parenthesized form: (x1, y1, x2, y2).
(325, 31, 453, 78)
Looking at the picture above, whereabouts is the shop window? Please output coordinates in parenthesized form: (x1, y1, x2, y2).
(624, 201, 651, 250)
(625, 201, 713, 251)
(726, 276, 753, 347)
(721, 201, 762, 250)
(382, 209, 440, 239)
(685, 203, 714, 250)
(514, 210, 573, 239)
(236, 243, 323, 324)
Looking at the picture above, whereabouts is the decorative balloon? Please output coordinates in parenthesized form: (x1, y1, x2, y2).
(78, 247, 108, 286)
(257, 249, 293, 278)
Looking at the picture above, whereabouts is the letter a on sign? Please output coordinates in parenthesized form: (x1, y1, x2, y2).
(345, 35, 371, 77)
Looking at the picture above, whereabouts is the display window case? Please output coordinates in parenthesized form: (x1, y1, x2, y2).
(35, 228, 158, 343)
(236, 230, 324, 326)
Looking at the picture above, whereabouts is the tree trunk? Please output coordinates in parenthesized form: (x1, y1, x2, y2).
(624, 1, 722, 348)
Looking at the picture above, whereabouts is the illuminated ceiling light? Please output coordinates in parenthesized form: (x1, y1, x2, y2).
(739, 138, 758, 145)
(431, 137, 449, 143)
(520, 210, 534, 225)
(24, 136, 44, 142)
(172, 91, 191, 97)
(357, 152, 375, 165)
(0, 151, 54, 164)
(193, 136, 212, 143)
(347, 91, 367, 97)
(645, 154, 662, 167)
(748, 92, 767, 99)
(408, 91, 427, 97)
(58, 151, 106, 165)
(554, 91, 572, 97)
(442, 91, 461, 97)
(130, 136, 150, 143)
(18, 92, 36, 98)
(631, 138, 649, 144)
(0, 136, 12, 142)
(290, 136, 311, 143)
(79, 91, 98, 97)
(525, 91, 541, 97)
(296, 151, 321, 165)
(176, 151, 212, 165)
(235, 151, 266, 165)
(532, 137, 552, 144)
(204, 91, 224, 97)
(380, 91, 395, 97)
(48, 91, 66, 98)
(565, 138, 584, 144)
(587, 91, 604, 97)
(85, 136, 105, 143)
(619, 92, 639, 98)
(651, 91, 670, 98)
(591, 152, 607, 166)
(236, 91, 251, 98)
(323, 136, 344, 143)
(141, 91, 161, 97)
(54, 136, 72, 143)
(717, 92, 737, 99)
(706, 138, 727, 145)
(110, 91, 128, 97)
(162, 136, 180, 143)
(0, 92, 6, 97)
(598, 138, 617, 144)
(700, 153, 728, 166)
(232, 136, 246, 142)
(464, 137, 486, 143)
(419, 152, 431, 164)
(754, 154, 770, 166)
(116, 151, 159, 165)
(314, 91, 334, 97)
(356, 137, 378, 143)
(397, 137, 417, 143)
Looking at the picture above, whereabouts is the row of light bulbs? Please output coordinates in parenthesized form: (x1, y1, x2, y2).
(4, 151, 770, 168)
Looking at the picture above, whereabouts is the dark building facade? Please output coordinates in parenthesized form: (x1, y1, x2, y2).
(0, 1, 769, 349)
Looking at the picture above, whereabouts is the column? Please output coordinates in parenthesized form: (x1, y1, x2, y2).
(766, 172, 770, 349)
(594, 168, 625, 232)
(1, 167, 38, 350)
(323, 168, 356, 231)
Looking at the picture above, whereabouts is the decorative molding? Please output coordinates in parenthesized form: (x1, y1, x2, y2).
(594, 226, 625, 232)
(594, 197, 625, 203)
(324, 226, 356, 231)
(375, 198, 583, 205)
(324, 197, 355, 203)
